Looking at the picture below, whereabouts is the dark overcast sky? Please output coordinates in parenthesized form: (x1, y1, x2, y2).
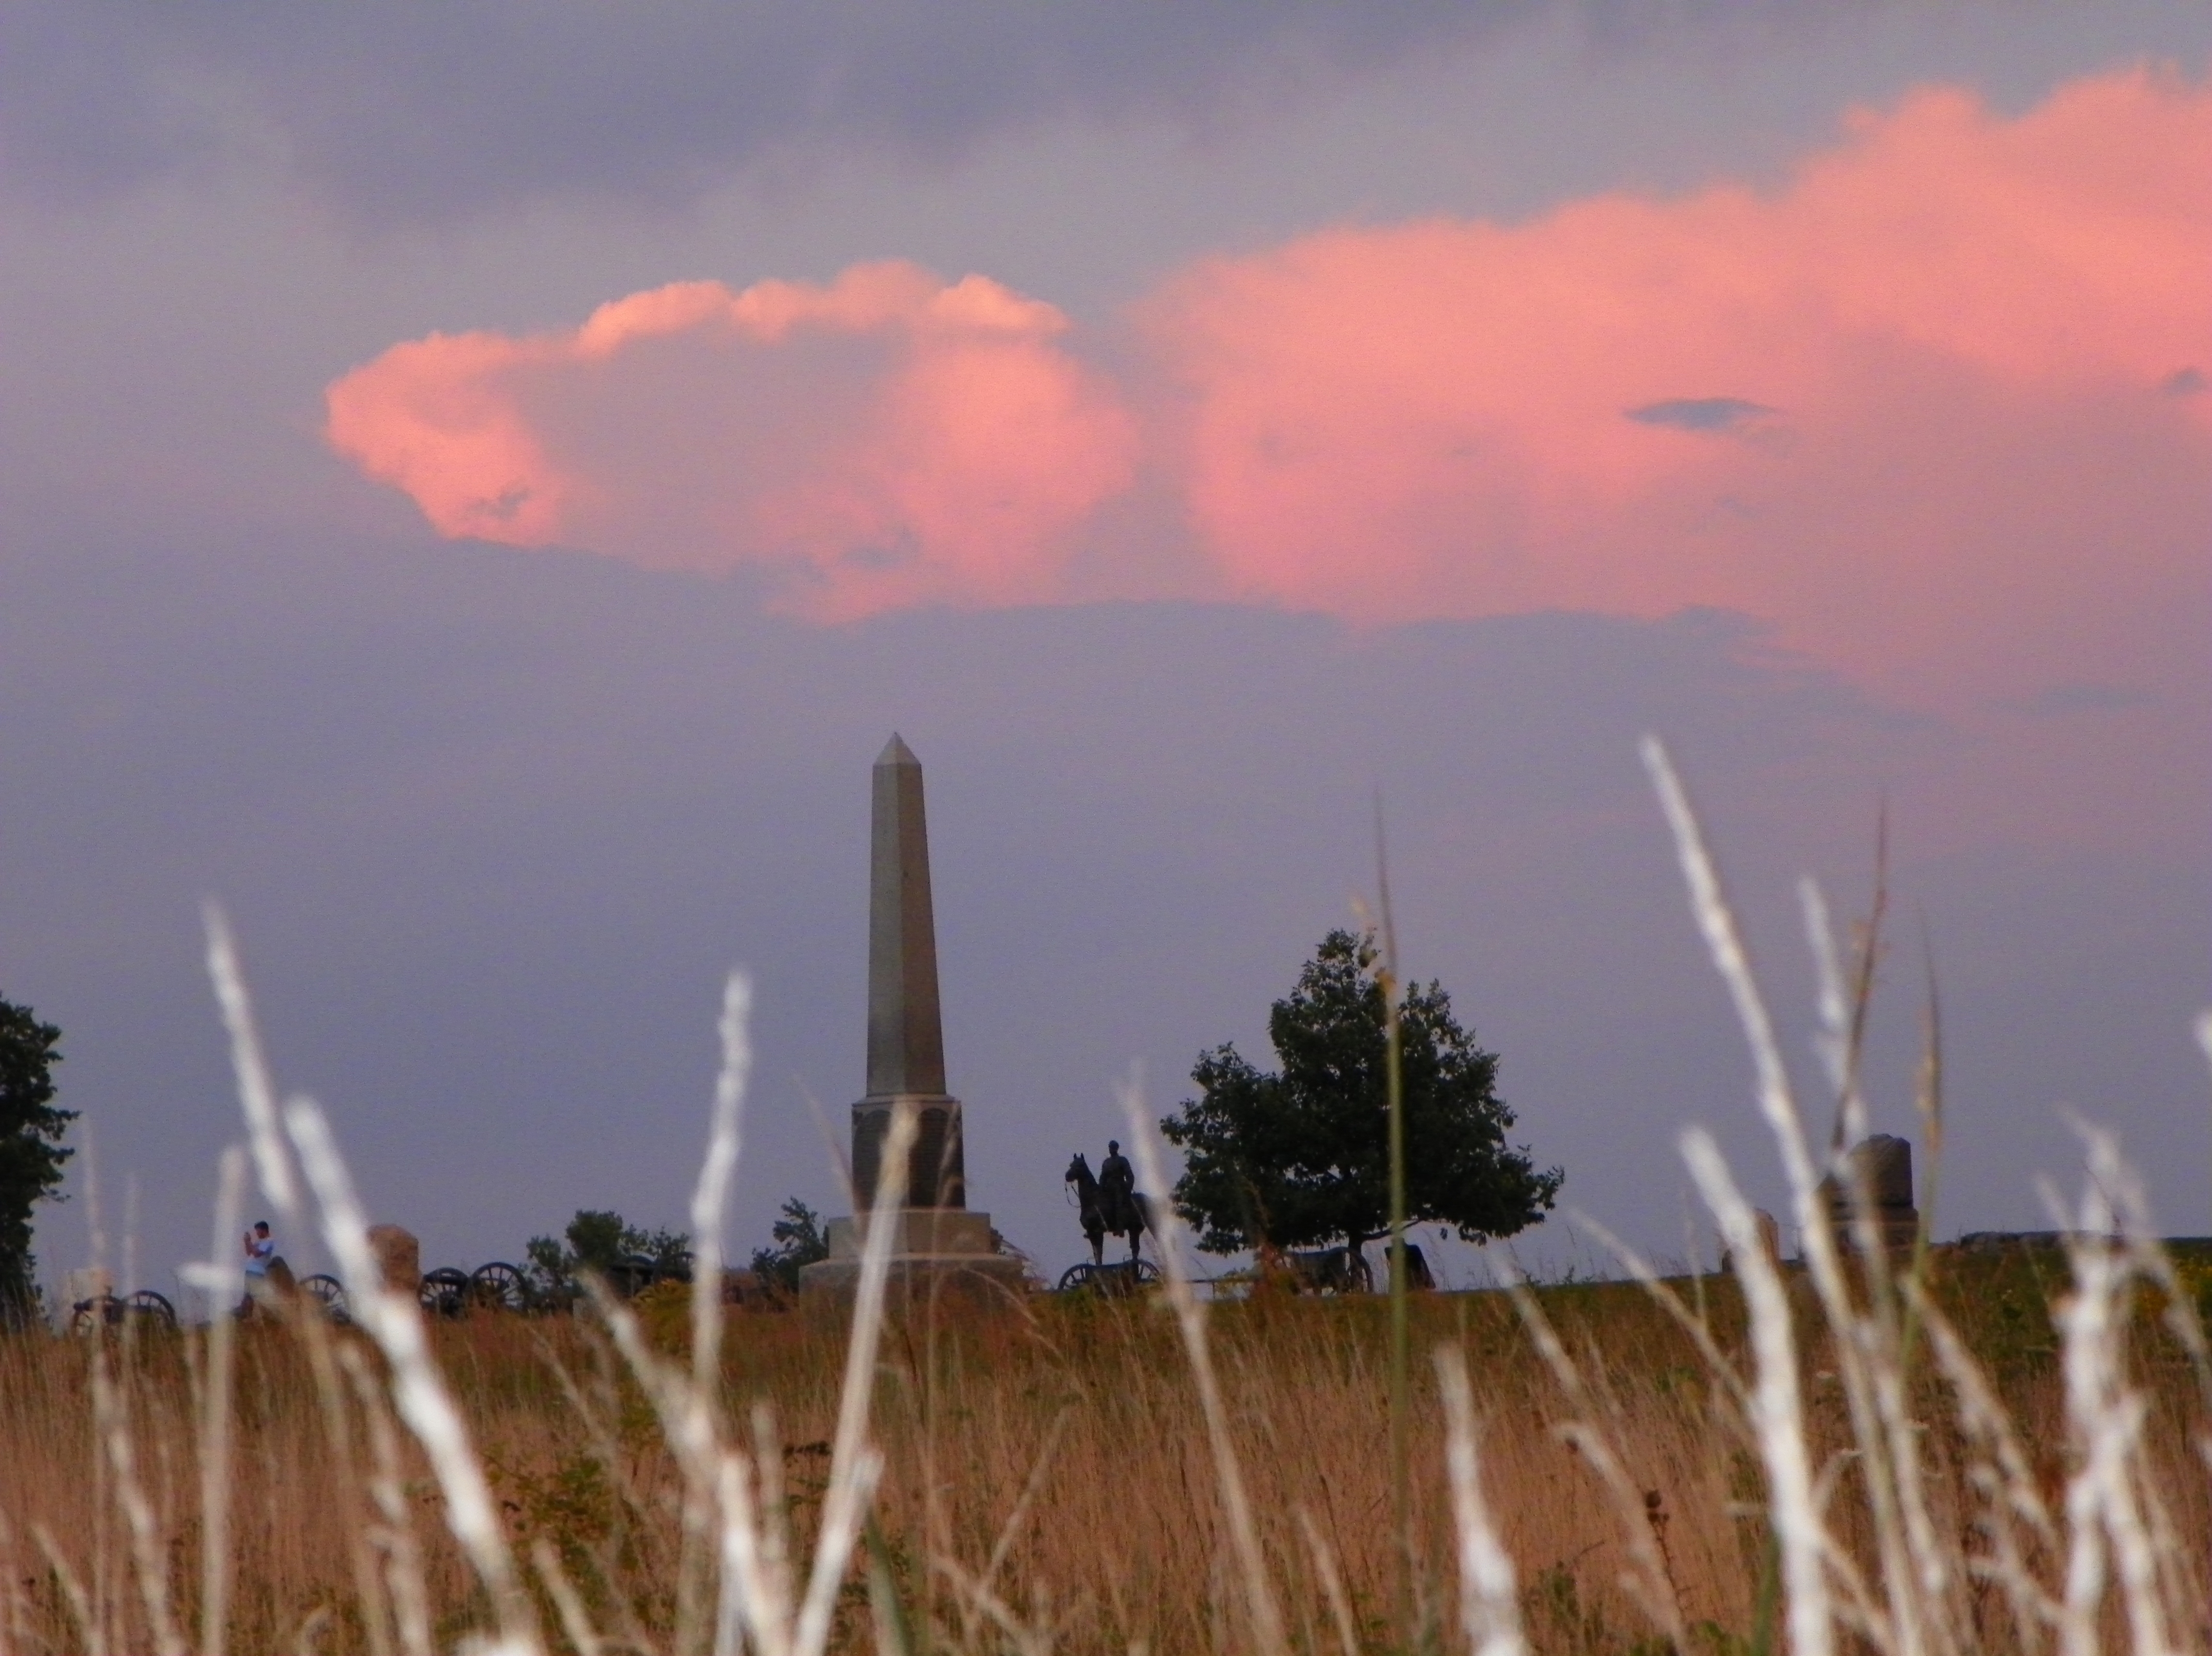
(2, 1, 2205, 1301)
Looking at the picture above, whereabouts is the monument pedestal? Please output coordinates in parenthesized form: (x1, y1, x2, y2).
(798, 1207, 1030, 1302)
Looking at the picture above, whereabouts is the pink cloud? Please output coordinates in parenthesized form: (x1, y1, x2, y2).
(328, 67, 2209, 706)
(327, 262, 1139, 617)
(1144, 65, 2210, 707)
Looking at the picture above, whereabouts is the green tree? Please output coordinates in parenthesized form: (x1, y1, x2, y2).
(748, 1198, 828, 1298)
(1, 997, 72, 1325)
(525, 1209, 690, 1300)
(1160, 930, 1559, 1258)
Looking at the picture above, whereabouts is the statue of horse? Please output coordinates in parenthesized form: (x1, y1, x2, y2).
(1065, 1152, 1155, 1266)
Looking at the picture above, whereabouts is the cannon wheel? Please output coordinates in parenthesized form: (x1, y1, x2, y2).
(70, 1295, 123, 1335)
(301, 1274, 351, 1324)
(469, 1261, 528, 1313)
(419, 1267, 470, 1319)
(1056, 1260, 1162, 1296)
(125, 1290, 177, 1330)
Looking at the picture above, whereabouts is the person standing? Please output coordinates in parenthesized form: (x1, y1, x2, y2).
(239, 1220, 275, 1317)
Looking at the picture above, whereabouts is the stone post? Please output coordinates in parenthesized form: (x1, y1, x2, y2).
(367, 1224, 423, 1295)
(1817, 1134, 1921, 1252)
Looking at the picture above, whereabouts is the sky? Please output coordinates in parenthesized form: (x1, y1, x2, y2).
(2, 1, 2206, 1304)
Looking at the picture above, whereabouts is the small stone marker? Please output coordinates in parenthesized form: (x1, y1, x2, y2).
(1817, 1134, 1919, 1252)
(367, 1224, 422, 1294)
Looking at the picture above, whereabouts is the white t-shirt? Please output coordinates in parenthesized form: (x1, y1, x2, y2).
(244, 1233, 275, 1278)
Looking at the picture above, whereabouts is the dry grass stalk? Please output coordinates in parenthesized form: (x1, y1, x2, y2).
(1124, 1076, 1289, 1656)
(183, 1146, 244, 1656)
(1434, 1346, 1526, 1656)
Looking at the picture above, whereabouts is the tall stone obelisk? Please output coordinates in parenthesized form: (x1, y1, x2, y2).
(854, 733, 964, 1210)
(801, 737, 1025, 1299)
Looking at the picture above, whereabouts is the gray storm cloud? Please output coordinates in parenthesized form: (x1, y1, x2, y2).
(0, 0, 1530, 221)
(1623, 396, 1778, 433)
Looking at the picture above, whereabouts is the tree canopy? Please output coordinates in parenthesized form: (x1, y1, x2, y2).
(749, 1198, 829, 1299)
(1160, 930, 1559, 1256)
(525, 1209, 690, 1299)
(1, 996, 72, 1322)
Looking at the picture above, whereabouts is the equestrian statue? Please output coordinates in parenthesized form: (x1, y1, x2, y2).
(1065, 1141, 1156, 1266)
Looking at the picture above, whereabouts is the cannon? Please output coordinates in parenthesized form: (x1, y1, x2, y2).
(300, 1273, 351, 1323)
(468, 1261, 529, 1312)
(1055, 1259, 1161, 1296)
(69, 1290, 177, 1335)
(416, 1263, 529, 1317)
(411, 1261, 542, 1316)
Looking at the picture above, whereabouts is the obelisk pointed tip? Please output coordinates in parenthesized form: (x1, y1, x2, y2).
(877, 733, 919, 768)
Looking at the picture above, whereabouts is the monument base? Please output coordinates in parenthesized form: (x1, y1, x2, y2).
(798, 1207, 1031, 1304)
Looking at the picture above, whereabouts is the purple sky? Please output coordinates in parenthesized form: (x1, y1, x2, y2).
(2, 2, 2206, 1300)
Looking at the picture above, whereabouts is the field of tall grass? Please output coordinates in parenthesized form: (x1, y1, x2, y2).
(5, 1241, 2207, 1656)
(2, 741, 2205, 1656)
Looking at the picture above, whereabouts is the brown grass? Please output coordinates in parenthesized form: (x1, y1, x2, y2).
(3, 1246, 2201, 1656)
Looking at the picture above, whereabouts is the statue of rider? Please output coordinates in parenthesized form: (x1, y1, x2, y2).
(1099, 1139, 1135, 1234)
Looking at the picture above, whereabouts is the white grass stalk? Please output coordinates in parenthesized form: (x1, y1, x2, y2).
(88, 1331, 186, 1656)
(689, 972, 754, 1399)
(598, 1295, 789, 1656)
(1645, 739, 1939, 1656)
(296, 1309, 398, 1656)
(30, 1524, 99, 1656)
(713, 1430, 791, 1656)
(1641, 741, 1821, 1217)
(339, 1343, 436, 1656)
(1906, 1282, 2061, 1646)
(181, 1144, 246, 1656)
(675, 973, 754, 1655)
(1293, 1508, 1360, 1656)
(1568, 1210, 1750, 1414)
(203, 906, 300, 1222)
(2199, 1010, 2212, 1234)
(1800, 878, 1846, 1093)
(1121, 1077, 1288, 1656)
(791, 1100, 913, 1656)
(606, 1103, 913, 1656)
(529, 1539, 606, 1656)
(1682, 1129, 1833, 1656)
(283, 1097, 540, 1655)
(77, 1139, 116, 1654)
(1433, 1347, 1526, 1656)
(0, 1504, 25, 1656)
(926, 1552, 1051, 1656)
(2050, 1130, 2178, 1656)
(978, 1405, 1073, 1611)
(1496, 1263, 1687, 1646)
(0, 1503, 20, 1656)
(1799, 878, 1868, 1148)
(2051, 1184, 2116, 1656)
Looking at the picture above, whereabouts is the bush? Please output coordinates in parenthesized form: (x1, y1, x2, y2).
(525, 1208, 691, 1302)
(748, 1198, 829, 1298)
